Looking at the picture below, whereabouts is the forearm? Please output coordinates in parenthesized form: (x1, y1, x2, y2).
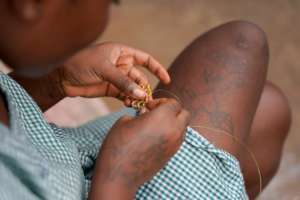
(88, 163, 137, 200)
(9, 69, 65, 112)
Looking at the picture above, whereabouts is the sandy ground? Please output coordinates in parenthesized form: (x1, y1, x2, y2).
(99, 0, 300, 199)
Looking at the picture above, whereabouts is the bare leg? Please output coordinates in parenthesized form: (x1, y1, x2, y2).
(241, 82, 291, 199)
(156, 20, 269, 155)
(155, 21, 291, 198)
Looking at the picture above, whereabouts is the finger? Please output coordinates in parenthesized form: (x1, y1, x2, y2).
(63, 82, 109, 97)
(146, 98, 169, 110)
(124, 97, 132, 107)
(105, 67, 147, 99)
(150, 98, 182, 116)
(176, 109, 191, 132)
(118, 64, 149, 86)
(120, 47, 171, 84)
(127, 67, 149, 86)
(117, 55, 134, 66)
(103, 84, 128, 101)
(102, 83, 127, 100)
(63, 81, 127, 100)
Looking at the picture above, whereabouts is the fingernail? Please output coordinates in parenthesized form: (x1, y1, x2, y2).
(133, 88, 146, 98)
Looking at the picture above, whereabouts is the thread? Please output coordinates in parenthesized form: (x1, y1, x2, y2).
(152, 89, 183, 106)
(190, 124, 263, 195)
(152, 88, 263, 195)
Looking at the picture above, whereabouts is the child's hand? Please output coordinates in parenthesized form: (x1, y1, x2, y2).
(89, 98, 190, 199)
(58, 42, 170, 102)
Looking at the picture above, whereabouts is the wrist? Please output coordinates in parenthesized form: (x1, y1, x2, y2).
(9, 69, 66, 111)
(89, 181, 136, 200)
(46, 68, 66, 101)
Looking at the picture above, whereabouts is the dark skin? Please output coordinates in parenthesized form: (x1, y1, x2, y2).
(0, 0, 291, 200)
(89, 99, 190, 199)
(0, 0, 190, 199)
(156, 21, 291, 199)
(10, 42, 171, 111)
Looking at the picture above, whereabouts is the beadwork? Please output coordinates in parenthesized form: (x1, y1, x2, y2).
(131, 84, 152, 111)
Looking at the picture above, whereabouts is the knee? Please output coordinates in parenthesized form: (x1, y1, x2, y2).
(223, 20, 269, 52)
(260, 82, 292, 139)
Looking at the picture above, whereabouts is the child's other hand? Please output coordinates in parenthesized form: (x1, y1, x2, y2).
(89, 98, 190, 199)
(58, 42, 170, 102)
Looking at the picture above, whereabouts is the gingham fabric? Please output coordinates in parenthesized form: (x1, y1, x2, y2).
(0, 73, 248, 200)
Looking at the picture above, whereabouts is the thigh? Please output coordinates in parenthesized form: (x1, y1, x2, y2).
(241, 82, 291, 198)
(155, 20, 269, 158)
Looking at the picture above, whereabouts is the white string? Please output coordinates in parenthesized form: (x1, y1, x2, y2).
(190, 124, 263, 195)
(152, 88, 263, 195)
(152, 89, 183, 106)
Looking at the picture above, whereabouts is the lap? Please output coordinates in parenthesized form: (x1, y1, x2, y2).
(69, 108, 247, 199)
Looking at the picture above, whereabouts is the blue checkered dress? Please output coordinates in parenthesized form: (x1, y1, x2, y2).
(0, 73, 248, 199)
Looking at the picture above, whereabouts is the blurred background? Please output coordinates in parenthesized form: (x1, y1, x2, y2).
(22, 0, 300, 199)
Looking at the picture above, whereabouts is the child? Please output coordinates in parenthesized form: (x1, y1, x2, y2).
(0, 0, 291, 199)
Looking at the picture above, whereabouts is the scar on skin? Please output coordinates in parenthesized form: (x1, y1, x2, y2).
(236, 33, 250, 49)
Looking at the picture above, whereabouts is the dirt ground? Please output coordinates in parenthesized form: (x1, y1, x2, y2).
(99, 0, 300, 199)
